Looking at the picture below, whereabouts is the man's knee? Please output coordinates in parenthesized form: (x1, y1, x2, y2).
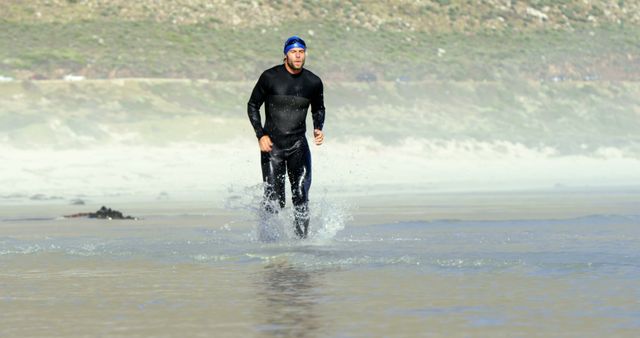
(291, 187, 309, 207)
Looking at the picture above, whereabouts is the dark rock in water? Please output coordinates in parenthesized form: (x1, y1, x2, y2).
(64, 206, 137, 220)
(91, 206, 134, 219)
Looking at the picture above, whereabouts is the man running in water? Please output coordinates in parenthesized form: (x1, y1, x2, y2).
(247, 36, 326, 239)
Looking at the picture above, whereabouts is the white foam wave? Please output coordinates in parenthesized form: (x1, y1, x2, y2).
(1, 137, 640, 201)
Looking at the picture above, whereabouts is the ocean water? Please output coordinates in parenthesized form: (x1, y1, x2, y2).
(1, 190, 639, 337)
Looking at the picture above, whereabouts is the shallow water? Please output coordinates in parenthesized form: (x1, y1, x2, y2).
(1, 191, 640, 337)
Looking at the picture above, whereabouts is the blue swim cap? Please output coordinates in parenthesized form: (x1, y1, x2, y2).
(284, 36, 306, 54)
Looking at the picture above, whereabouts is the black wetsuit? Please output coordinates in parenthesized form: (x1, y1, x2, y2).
(247, 64, 325, 238)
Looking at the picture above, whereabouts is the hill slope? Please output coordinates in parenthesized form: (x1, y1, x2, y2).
(1, 0, 639, 81)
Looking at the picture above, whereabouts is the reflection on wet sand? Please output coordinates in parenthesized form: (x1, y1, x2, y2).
(256, 261, 324, 337)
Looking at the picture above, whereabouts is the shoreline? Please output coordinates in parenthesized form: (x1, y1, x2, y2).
(2, 186, 639, 225)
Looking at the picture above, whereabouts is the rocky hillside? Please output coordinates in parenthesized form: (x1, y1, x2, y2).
(1, 0, 639, 81)
(2, 0, 639, 31)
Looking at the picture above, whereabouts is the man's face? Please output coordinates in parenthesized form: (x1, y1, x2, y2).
(285, 48, 306, 70)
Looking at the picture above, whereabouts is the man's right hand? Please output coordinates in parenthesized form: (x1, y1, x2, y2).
(259, 135, 273, 152)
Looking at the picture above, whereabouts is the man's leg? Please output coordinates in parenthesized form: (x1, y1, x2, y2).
(261, 147, 286, 213)
(287, 137, 312, 238)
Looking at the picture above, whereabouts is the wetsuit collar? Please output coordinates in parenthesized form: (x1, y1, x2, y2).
(283, 64, 303, 77)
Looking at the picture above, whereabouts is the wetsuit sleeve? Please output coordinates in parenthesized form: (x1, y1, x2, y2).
(247, 73, 267, 139)
(311, 79, 326, 131)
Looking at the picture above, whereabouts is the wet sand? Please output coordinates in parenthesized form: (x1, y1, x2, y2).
(1, 189, 639, 337)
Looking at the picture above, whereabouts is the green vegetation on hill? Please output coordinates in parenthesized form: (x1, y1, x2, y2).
(3, 0, 639, 31)
(1, 0, 639, 81)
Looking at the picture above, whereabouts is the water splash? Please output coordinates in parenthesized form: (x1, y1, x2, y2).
(307, 197, 350, 243)
(224, 184, 350, 243)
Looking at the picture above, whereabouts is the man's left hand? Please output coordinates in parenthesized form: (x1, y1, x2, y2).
(314, 129, 324, 145)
